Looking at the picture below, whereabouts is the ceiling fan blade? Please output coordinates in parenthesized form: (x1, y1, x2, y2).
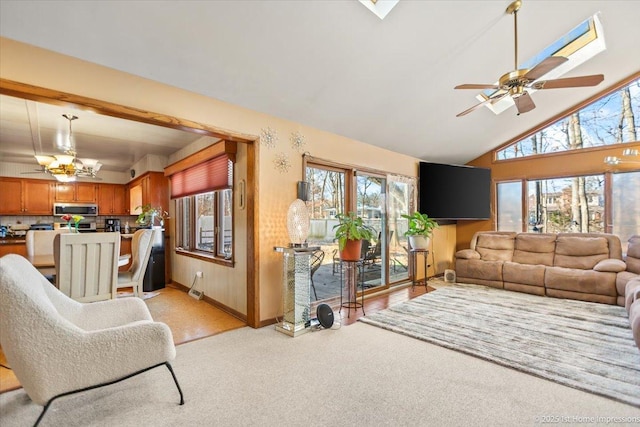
(514, 92, 536, 114)
(533, 74, 604, 89)
(454, 84, 500, 90)
(456, 92, 509, 117)
(524, 56, 568, 81)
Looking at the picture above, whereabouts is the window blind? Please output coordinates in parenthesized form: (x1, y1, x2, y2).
(170, 155, 232, 199)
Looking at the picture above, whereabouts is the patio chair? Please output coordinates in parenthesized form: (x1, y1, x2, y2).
(310, 249, 324, 300)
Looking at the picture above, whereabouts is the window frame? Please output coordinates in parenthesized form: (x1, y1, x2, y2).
(493, 73, 640, 162)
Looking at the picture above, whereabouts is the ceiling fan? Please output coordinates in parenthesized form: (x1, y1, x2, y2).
(24, 114, 103, 182)
(454, 0, 604, 117)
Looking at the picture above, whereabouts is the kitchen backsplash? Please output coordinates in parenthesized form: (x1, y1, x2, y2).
(0, 215, 136, 230)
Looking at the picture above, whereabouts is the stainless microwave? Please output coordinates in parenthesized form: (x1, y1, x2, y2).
(53, 203, 99, 217)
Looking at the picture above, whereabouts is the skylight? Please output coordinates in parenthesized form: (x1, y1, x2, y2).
(482, 13, 606, 115)
(359, 0, 399, 20)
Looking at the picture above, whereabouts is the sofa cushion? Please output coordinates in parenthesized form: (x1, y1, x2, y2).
(593, 259, 627, 272)
(455, 259, 503, 282)
(625, 235, 640, 274)
(625, 279, 640, 313)
(512, 233, 556, 266)
(503, 262, 546, 287)
(475, 234, 515, 261)
(554, 236, 609, 269)
(545, 266, 617, 296)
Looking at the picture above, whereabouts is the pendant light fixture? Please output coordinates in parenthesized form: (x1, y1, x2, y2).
(33, 114, 103, 182)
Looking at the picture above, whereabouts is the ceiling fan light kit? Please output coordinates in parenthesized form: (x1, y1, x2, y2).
(455, 0, 604, 117)
(32, 114, 103, 182)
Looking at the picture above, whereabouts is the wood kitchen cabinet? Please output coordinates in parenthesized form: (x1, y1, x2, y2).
(98, 184, 128, 215)
(128, 172, 169, 217)
(0, 177, 53, 215)
(55, 182, 97, 203)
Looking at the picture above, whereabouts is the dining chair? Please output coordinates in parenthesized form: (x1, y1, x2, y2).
(54, 232, 121, 302)
(25, 229, 70, 280)
(117, 228, 156, 297)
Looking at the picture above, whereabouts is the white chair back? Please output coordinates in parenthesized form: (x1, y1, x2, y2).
(54, 232, 121, 302)
(117, 228, 156, 297)
(25, 229, 70, 257)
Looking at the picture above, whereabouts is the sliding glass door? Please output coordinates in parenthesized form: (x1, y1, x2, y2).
(305, 160, 416, 303)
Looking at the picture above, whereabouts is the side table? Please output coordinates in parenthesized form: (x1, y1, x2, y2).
(409, 249, 430, 292)
(339, 260, 365, 318)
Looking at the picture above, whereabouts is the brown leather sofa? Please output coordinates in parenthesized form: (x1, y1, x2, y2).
(456, 232, 640, 350)
(455, 232, 625, 305)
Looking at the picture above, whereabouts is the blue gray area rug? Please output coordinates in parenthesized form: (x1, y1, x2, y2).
(359, 283, 640, 407)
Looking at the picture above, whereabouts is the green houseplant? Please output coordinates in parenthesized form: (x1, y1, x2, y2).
(333, 211, 376, 261)
(401, 212, 438, 249)
(136, 204, 166, 227)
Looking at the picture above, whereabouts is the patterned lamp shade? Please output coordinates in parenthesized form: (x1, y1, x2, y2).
(286, 199, 310, 247)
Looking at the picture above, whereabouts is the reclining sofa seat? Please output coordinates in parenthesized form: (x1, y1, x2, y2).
(545, 233, 622, 304)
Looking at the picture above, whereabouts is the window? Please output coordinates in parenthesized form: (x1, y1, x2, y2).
(176, 189, 232, 260)
(167, 141, 235, 263)
(497, 181, 523, 232)
(612, 171, 640, 251)
(497, 78, 639, 159)
(527, 175, 604, 233)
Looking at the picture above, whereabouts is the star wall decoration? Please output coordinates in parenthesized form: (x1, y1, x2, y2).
(273, 152, 291, 173)
(290, 131, 306, 152)
(260, 127, 278, 149)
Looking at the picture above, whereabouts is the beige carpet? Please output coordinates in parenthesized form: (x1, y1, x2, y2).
(1, 320, 639, 426)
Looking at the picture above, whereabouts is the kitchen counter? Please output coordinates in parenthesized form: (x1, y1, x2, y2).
(0, 237, 26, 244)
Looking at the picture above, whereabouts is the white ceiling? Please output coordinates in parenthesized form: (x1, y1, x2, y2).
(1, 0, 639, 169)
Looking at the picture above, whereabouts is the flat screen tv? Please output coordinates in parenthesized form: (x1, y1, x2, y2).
(419, 162, 491, 220)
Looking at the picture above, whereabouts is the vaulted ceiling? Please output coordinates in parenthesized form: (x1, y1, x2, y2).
(1, 0, 638, 170)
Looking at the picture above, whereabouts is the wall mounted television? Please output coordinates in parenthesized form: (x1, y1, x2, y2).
(419, 162, 491, 220)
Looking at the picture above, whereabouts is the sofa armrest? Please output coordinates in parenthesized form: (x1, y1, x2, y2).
(593, 259, 626, 272)
(456, 249, 481, 260)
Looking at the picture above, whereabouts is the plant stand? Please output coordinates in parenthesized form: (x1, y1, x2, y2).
(339, 260, 365, 318)
(409, 249, 430, 291)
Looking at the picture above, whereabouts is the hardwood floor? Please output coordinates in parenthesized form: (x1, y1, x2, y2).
(0, 282, 432, 394)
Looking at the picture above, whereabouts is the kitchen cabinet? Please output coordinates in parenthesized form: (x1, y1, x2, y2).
(98, 184, 128, 215)
(55, 182, 97, 203)
(0, 241, 28, 258)
(0, 178, 53, 215)
(128, 172, 169, 217)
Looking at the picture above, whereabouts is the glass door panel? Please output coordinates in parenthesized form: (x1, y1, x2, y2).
(305, 165, 345, 302)
(356, 173, 386, 291)
(387, 177, 412, 284)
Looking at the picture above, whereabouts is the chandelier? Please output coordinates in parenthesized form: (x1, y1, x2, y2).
(34, 114, 102, 183)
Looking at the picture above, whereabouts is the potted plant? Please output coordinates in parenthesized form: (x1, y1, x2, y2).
(136, 204, 166, 228)
(333, 211, 376, 261)
(401, 212, 438, 250)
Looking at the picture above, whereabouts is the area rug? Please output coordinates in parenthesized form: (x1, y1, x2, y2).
(359, 283, 640, 407)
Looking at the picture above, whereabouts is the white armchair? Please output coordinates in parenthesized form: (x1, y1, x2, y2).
(0, 254, 184, 426)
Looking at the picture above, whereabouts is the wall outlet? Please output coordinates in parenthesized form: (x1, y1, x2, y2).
(196, 271, 203, 278)
(189, 289, 204, 300)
